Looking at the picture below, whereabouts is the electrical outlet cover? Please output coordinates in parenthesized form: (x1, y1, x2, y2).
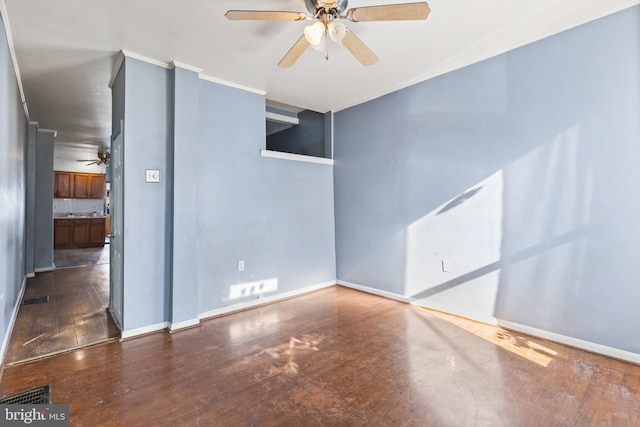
(145, 169, 160, 183)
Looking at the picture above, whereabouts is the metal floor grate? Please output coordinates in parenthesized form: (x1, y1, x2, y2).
(0, 385, 51, 405)
(22, 296, 50, 305)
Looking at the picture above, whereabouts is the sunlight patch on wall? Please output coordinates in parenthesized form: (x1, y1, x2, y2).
(228, 278, 278, 300)
(496, 124, 593, 328)
(501, 124, 591, 257)
(404, 170, 504, 323)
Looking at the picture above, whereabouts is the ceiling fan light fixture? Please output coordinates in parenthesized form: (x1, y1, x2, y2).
(304, 21, 326, 45)
(327, 21, 347, 42)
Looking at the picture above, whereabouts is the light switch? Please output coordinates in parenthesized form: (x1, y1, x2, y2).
(145, 169, 160, 183)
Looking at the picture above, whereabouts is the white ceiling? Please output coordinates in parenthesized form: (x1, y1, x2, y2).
(3, 0, 638, 150)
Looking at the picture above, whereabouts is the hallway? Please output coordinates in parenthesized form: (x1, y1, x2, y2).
(5, 247, 119, 365)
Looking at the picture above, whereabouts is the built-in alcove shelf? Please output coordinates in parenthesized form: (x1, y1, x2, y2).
(260, 150, 334, 165)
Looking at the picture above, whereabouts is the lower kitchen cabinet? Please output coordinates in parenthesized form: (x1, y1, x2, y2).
(54, 219, 73, 247)
(89, 219, 106, 245)
(54, 217, 106, 248)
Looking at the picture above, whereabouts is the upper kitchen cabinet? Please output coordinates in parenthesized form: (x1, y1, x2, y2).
(74, 174, 90, 198)
(90, 174, 105, 199)
(54, 171, 106, 199)
(54, 172, 74, 198)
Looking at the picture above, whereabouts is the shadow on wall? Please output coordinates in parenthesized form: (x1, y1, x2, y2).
(436, 187, 482, 215)
(407, 124, 593, 327)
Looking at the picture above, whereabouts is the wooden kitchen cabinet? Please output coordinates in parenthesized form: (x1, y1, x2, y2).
(89, 218, 106, 245)
(72, 219, 90, 243)
(54, 219, 73, 247)
(90, 174, 105, 199)
(53, 171, 106, 199)
(74, 174, 90, 198)
(54, 172, 74, 198)
(54, 217, 106, 248)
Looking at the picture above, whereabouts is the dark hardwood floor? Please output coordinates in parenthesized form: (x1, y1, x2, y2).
(54, 246, 110, 269)
(5, 247, 118, 365)
(1, 286, 638, 425)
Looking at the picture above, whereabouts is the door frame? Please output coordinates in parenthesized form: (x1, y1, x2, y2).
(109, 120, 124, 331)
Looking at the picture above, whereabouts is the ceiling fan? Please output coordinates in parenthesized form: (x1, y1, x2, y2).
(225, 0, 430, 67)
(77, 151, 110, 166)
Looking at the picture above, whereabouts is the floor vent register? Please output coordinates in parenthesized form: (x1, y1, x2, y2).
(0, 384, 51, 405)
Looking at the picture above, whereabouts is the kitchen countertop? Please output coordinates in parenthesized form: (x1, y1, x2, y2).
(54, 213, 108, 219)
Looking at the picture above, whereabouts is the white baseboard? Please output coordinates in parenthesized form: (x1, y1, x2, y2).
(26, 273, 35, 278)
(168, 318, 200, 332)
(121, 281, 335, 338)
(337, 280, 414, 303)
(121, 321, 169, 340)
(34, 266, 55, 273)
(498, 319, 640, 365)
(337, 282, 640, 364)
(199, 280, 336, 320)
(0, 275, 27, 365)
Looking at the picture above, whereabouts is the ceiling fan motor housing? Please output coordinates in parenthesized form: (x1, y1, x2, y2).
(305, 0, 349, 16)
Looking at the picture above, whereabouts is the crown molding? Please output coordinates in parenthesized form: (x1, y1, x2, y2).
(38, 128, 57, 137)
(0, 0, 29, 121)
(108, 50, 125, 89)
(170, 61, 202, 73)
(28, 121, 57, 137)
(198, 73, 266, 96)
(122, 49, 171, 69)
(108, 49, 266, 96)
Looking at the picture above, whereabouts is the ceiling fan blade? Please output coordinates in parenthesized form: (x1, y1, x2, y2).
(346, 2, 430, 22)
(225, 10, 307, 21)
(342, 30, 378, 66)
(278, 35, 311, 68)
(86, 161, 99, 166)
(77, 159, 96, 162)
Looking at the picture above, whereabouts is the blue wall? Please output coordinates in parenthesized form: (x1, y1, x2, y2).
(116, 58, 336, 332)
(169, 65, 199, 325)
(33, 129, 54, 270)
(196, 81, 336, 312)
(334, 6, 640, 352)
(0, 12, 27, 358)
(121, 57, 172, 330)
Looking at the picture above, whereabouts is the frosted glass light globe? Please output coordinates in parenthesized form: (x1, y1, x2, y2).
(304, 22, 326, 45)
(327, 21, 346, 42)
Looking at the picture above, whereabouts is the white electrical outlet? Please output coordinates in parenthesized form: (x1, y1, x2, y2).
(442, 260, 452, 273)
(237, 260, 245, 272)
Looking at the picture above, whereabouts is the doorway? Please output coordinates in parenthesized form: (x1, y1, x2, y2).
(5, 135, 124, 366)
(5, 247, 119, 365)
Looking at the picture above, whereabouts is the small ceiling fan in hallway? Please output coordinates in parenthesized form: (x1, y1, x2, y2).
(77, 150, 110, 166)
(225, 0, 431, 67)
